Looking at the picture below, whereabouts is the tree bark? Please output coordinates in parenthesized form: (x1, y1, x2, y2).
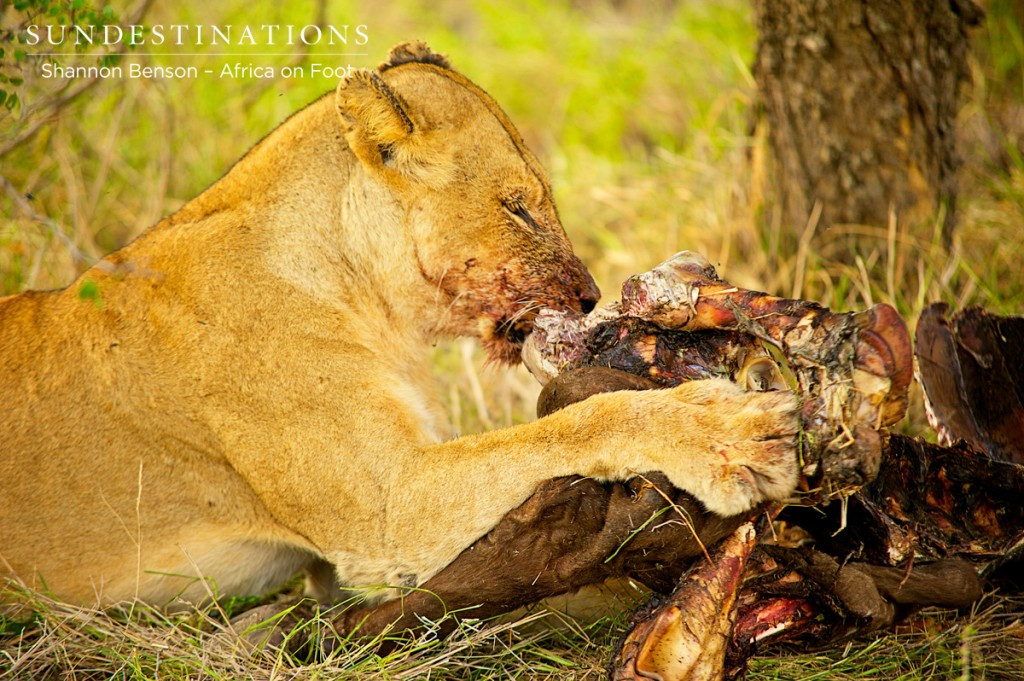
(753, 0, 983, 258)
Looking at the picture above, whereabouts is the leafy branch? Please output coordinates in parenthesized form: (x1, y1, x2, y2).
(0, 0, 154, 159)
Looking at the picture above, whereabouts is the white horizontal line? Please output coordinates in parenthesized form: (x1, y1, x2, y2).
(36, 53, 368, 57)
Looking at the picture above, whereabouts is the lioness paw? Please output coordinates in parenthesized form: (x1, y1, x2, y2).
(649, 379, 800, 517)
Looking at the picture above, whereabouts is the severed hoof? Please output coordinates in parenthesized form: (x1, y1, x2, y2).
(611, 522, 759, 681)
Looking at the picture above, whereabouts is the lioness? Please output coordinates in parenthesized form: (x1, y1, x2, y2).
(0, 42, 799, 610)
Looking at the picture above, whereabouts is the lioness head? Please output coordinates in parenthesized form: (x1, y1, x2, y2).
(336, 41, 600, 364)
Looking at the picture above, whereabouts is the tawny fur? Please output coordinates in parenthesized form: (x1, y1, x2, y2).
(0, 42, 800, 608)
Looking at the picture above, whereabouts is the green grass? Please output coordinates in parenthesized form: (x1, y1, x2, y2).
(3, 0, 1024, 678)
(4, 582, 1024, 680)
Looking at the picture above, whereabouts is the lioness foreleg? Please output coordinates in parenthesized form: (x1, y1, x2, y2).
(361, 379, 798, 597)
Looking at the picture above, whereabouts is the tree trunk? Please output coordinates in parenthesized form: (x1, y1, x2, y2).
(753, 0, 983, 259)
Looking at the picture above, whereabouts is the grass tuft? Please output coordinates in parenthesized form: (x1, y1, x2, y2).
(2, 580, 633, 680)
(4, 582, 1024, 679)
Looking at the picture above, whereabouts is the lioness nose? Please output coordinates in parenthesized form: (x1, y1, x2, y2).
(578, 279, 600, 313)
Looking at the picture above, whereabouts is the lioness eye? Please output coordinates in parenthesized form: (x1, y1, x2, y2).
(509, 204, 531, 222)
(502, 196, 534, 226)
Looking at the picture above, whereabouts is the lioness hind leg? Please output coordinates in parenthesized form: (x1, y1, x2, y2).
(214, 558, 342, 655)
(303, 558, 345, 603)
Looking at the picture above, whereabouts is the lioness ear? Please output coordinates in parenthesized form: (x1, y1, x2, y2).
(336, 69, 414, 171)
(379, 40, 452, 71)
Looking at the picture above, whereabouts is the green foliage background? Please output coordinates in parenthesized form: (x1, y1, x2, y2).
(3, 0, 1021, 311)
